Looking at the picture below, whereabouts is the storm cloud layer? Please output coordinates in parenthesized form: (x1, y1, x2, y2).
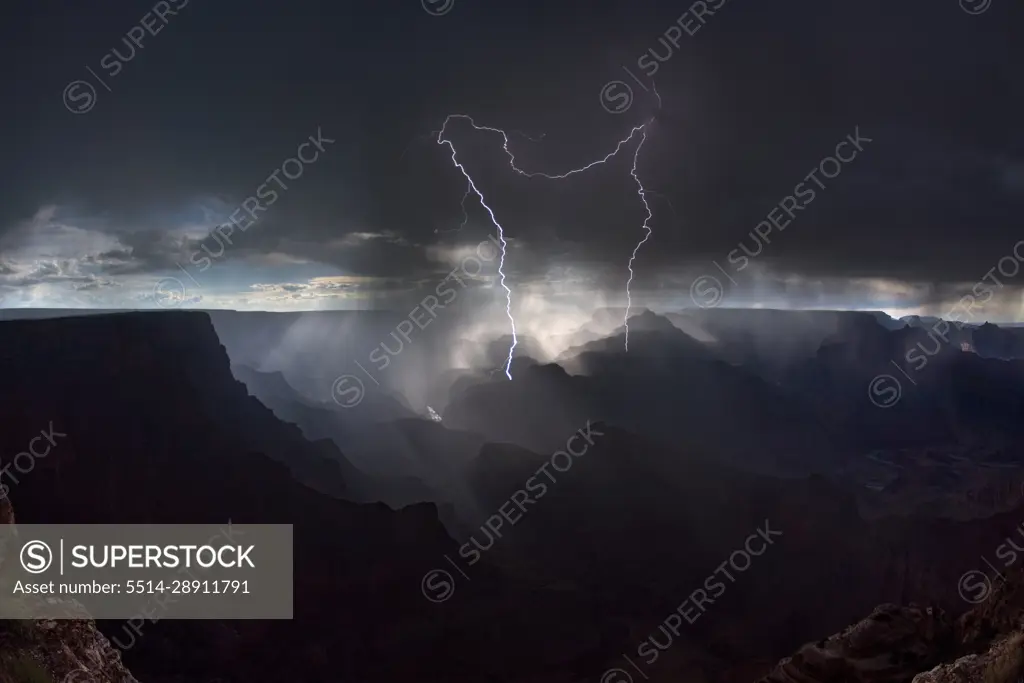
(1, 0, 1022, 317)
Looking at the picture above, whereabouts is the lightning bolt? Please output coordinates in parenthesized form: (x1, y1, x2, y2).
(625, 127, 653, 352)
(623, 83, 662, 350)
(437, 119, 518, 380)
(436, 101, 659, 376)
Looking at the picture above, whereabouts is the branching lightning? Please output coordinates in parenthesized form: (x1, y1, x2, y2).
(436, 98, 660, 377)
(434, 184, 472, 234)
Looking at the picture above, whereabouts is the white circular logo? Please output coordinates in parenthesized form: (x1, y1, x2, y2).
(421, 568, 455, 602)
(153, 277, 186, 308)
(868, 374, 902, 408)
(21, 540, 53, 574)
(63, 670, 100, 683)
(422, 0, 454, 16)
(600, 80, 634, 115)
(959, 0, 992, 14)
(690, 275, 724, 309)
(958, 569, 992, 603)
(331, 374, 366, 408)
(63, 80, 97, 114)
(600, 668, 634, 683)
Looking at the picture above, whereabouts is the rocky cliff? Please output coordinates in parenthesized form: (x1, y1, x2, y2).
(757, 570, 1024, 683)
(0, 496, 140, 683)
(0, 312, 612, 682)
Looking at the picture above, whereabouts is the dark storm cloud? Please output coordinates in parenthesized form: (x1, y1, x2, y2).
(377, 0, 1024, 292)
(267, 231, 440, 279)
(2, 0, 1021, 305)
(92, 232, 185, 275)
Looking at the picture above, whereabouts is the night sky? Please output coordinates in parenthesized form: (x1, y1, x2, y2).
(1, 0, 1022, 319)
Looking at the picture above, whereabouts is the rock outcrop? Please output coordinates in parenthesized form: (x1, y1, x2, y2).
(0, 495, 139, 683)
(911, 633, 1024, 683)
(0, 619, 141, 683)
(756, 604, 955, 682)
(757, 570, 1024, 683)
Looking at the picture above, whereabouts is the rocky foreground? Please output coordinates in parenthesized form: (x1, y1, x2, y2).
(0, 496, 138, 683)
(756, 569, 1024, 683)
